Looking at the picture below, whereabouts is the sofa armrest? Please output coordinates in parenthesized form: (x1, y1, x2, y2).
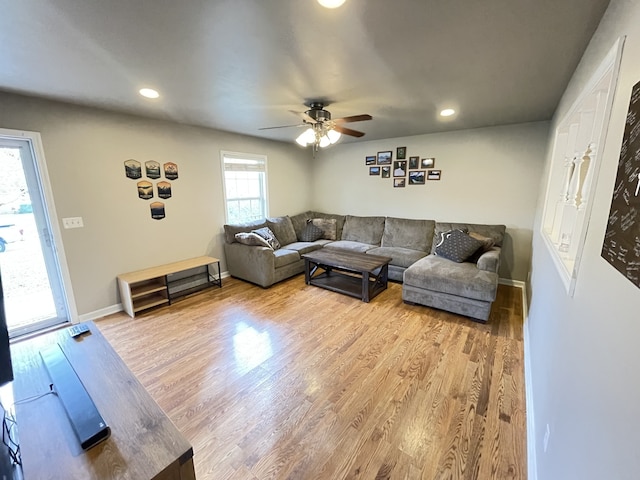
(476, 247, 501, 273)
(224, 242, 275, 287)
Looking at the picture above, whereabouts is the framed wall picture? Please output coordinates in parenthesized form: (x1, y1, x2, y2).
(137, 181, 153, 199)
(145, 161, 161, 179)
(396, 146, 407, 160)
(427, 169, 441, 180)
(393, 160, 407, 177)
(394, 178, 406, 188)
(421, 158, 435, 169)
(409, 171, 426, 184)
(163, 162, 179, 180)
(157, 181, 172, 199)
(408, 156, 419, 169)
(365, 155, 376, 165)
(124, 159, 142, 179)
(381, 166, 391, 178)
(377, 151, 392, 164)
(369, 166, 381, 175)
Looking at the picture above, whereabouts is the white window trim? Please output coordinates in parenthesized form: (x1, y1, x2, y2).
(220, 150, 269, 224)
(539, 37, 624, 296)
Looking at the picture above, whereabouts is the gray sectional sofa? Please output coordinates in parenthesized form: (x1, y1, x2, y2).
(223, 211, 505, 322)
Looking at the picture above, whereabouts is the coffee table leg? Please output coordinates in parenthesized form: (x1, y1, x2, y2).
(304, 259, 311, 285)
(362, 272, 370, 302)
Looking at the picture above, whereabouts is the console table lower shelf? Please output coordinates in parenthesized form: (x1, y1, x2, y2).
(118, 256, 221, 318)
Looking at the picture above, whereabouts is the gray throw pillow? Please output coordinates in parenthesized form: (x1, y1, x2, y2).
(435, 229, 483, 263)
(234, 232, 272, 249)
(252, 226, 281, 250)
(300, 222, 324, 242)
(311, 218, 337, 240)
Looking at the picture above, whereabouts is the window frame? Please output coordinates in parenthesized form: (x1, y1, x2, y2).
(220, 150, 269, 224)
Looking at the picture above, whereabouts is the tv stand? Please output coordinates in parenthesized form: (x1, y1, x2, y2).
(10, 322, 195, 479)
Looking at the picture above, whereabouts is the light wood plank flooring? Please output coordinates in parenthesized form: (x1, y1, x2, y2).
(96, 275, 526, 480)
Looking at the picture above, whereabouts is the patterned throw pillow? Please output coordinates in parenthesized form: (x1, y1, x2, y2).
(311, 218, 337, 240)
(435, 229, 483, 263)
(234, 232, 272, 249)
(300, 222, 324, 242)
(251, 227, 281, 250)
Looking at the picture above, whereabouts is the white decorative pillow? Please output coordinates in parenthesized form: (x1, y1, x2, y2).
(251, 227, 281, 250)
(234, 232, 272, 249)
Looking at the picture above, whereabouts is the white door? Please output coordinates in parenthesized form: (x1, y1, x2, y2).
(0, 130, 75, 337)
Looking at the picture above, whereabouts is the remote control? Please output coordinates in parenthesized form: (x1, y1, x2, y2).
(68, 324, 90, 338)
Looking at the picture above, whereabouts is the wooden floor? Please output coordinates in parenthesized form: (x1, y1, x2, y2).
(96, 275, 526, 480)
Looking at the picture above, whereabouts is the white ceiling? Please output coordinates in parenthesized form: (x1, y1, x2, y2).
(0, 0, 610, 144)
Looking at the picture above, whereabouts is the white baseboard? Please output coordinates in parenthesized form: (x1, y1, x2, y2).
(498, 277, 526, 289)
(521, 284, 537, 480)
(79, 271, 231, 322)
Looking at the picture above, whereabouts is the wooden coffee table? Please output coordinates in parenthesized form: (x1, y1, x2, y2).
(302, 249, 392, 302)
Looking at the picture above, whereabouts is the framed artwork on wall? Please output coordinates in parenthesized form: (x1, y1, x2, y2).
(377, 151, 392, 164)
(394, 178, 406, 188)
(409, 171, 426, 184)
(366, 155, 376, 165)
(369, 167, 380, 175)
(393, 161, 407, 177)
(427, 169, 441, 180)
(408, 156, 419, 169)
(381, 166, 390, 178)
(396, 146, 407, 159)
(421, 158, 435, 169)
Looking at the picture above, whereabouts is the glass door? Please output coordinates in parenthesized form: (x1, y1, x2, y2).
(0, 134, 72, 337)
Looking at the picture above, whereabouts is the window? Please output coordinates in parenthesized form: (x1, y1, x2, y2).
(221, 151, 268, 224)
(539, 38, 623, 295)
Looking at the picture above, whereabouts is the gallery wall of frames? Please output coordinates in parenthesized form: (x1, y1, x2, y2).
(123, 159, 179, 220)
(365, 146, 441, 187)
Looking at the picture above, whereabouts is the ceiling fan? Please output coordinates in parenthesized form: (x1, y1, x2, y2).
(259, 102, 372, 150)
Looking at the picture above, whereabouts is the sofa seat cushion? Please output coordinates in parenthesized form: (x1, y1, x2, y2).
(381, 217, 435, 252)
(282, 241, 326, 255)
(366, 247, 427, 268)
(403, 255, 498, 302)
(341, 215, 385, 245)
(267, 216, 298, 246)
(323, 240, 377, 254)
(273, 249, 301, 268)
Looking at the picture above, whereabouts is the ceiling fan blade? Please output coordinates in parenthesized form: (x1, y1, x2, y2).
(258, 123, 306, 130)
(333, 114, 372, 124)
(289, 110, 317, 124)
(333, 125, 365, 137)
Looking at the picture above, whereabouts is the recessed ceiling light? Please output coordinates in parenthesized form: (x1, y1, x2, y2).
(440, 108, 456, 117)
(318, 0, 346, 8)
(139, 88, 160, 99)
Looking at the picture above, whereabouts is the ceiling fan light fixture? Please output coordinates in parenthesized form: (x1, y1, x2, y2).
(139, 88, 160, 99)
(317, 0, 346, 8)
(440, 108, 456, 117)
(327, 129, 341, 144)
(296, 128, 315, 147)
(318, 135, 332, 148)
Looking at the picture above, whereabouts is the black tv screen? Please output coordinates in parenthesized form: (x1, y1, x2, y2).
(0, 267, 14, 386)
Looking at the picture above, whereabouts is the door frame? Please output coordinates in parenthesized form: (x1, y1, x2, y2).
(0, 128, 78, 325)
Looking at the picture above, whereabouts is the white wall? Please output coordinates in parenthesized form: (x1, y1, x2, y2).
(0, 92, 313, 316)
(528, 1, 640, 478)
(313, 122, 549, 281)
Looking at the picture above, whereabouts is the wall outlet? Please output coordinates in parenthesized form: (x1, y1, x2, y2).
(62, 217, 84, 229)
(543, 424, 551, 452)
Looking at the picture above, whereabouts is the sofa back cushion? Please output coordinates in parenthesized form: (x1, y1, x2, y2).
(431, 223, 506, 254)
(266, 216, 298, 246)
(381, 217, 435, 252)
(289, 211, 314, 240)
(224, 219, 268, 244)
(341, 215, 386, 245)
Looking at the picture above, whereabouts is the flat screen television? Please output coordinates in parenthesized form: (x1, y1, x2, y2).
(0, 267, 12, 386)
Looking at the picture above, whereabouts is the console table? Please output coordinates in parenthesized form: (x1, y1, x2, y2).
(117, 256, 221, 317)
(10, 322, 196, 480)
